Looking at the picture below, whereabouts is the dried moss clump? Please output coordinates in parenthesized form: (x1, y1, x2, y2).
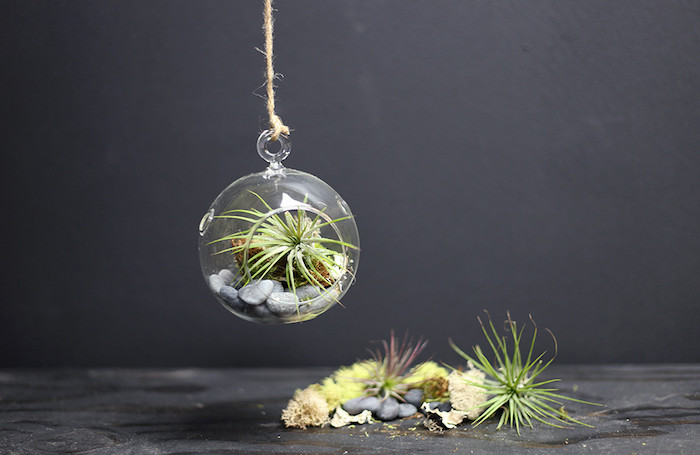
(448, 368, 487, 420)
(281, 387, 330, 429)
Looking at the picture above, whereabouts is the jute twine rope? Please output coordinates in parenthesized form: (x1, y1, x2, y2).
(263, 0, 290, 141)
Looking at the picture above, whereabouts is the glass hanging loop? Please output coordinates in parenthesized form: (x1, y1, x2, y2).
(257, 130, 291, 172)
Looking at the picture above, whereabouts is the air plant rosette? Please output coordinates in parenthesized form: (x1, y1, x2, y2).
(447, 311, 602, 434)
(198, 168, 360, 324)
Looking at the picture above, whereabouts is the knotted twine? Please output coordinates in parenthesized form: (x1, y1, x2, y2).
(263, 0, 290, 141)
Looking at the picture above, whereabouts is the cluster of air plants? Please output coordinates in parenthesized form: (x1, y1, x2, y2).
(281, 314, 600, 432)
(450, 311, 601, 434)
(213, 191, 358, 294)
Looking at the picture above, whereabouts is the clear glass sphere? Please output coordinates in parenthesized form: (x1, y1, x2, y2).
(198, 133, 360, 324)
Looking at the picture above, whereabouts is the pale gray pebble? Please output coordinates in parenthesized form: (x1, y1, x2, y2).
(218, 269, 236, 285)
(265, 292, 299, 316)
(375, 397, 400, 421)
(297, 293, 335, 315)
(238, 280, 274, 305)
(219, 286, 245, 312)
(249, 301, 275, 319)
(398, 403, 418, 418)
(270, 280, 284, 293)
(294, 285, 321, 301)
(403, 389, 424, 408)
(208, 274, 225, 293)
(343, 396, 381, 415)
(219, 285, 238, 299)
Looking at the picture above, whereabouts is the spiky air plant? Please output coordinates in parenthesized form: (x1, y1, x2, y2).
(213, 192, 358, 294)
(450, 312, 600, 434)
(360, 331, 429, 401)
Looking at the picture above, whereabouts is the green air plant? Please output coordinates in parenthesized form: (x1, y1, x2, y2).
(359, 331, 430, 401)
(212, 191, 358, 296)
(450, 312, 600, 434)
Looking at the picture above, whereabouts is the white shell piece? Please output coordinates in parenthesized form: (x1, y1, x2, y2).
(421, 403, 468, 429)
(330, 407, 374, 428)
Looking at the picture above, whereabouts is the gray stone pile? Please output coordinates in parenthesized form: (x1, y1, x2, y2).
(208, 268, 335, 321)
(341, 389, 449, 421)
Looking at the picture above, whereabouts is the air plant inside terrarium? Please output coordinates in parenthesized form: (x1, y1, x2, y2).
(212, 192, 358, 295)
(450, 311, 601, 434)
(201, 190, 359, 323)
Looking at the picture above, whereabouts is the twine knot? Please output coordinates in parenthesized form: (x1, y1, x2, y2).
(264, 0, 290, 141)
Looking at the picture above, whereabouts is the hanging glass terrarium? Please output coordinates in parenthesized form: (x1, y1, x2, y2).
(198, 0, 359, 324)
(199, 131, 360, 324)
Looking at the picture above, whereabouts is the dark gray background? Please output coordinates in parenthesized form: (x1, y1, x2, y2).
(2, 1, 699, 367)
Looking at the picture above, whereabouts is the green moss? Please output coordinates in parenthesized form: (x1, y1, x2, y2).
(295, 357, 449, 413)
(405, 361, 451, 401)
(314, 360, 449, 409)
(405, 361, 449, 383)
(313, 360, 377, 409)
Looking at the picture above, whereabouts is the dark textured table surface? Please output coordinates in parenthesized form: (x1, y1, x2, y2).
(0, 365, 698, 454)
